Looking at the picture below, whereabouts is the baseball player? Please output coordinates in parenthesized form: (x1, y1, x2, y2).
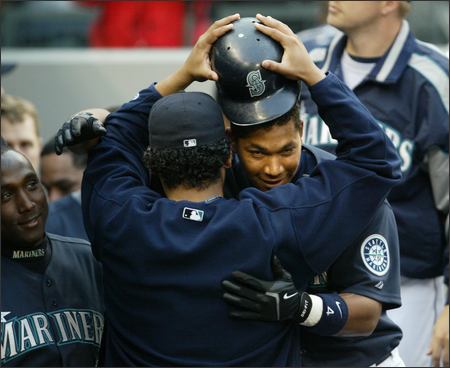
(54, 14, 401, 366)
(212, 15, 403, 367)
(298, 2, 449, 366)
(41, 137, 89, 240)
(0, 139, 104, 366)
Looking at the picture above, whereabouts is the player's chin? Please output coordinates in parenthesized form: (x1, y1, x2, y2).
(256, 178, 290, 191)
(17, 223, 46, 246)
(326, 15, 341, 28)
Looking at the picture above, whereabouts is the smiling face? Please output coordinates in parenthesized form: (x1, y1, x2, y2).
(1, 150, 48, 251)
(233, 119, 302, 191)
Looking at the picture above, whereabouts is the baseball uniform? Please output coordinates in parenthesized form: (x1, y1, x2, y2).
(300, 20, 449, 366)
(81, 73, 400, 365)
(226, 144, 403, 366)
(1, 233, 104, 366)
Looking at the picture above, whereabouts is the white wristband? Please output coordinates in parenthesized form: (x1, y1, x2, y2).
(300, 294, 323, 327)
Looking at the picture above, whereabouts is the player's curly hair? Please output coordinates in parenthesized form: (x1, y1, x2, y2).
(230, 103, 302, 139)
(143, 137, 230, 190)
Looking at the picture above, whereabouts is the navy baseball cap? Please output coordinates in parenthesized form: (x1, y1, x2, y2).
(148, 92, 226, 149)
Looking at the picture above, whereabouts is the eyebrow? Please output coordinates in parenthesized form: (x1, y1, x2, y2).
(24, 172, 39, 181)
(1, 172, 39, 188)
(247, 142, 297, 153)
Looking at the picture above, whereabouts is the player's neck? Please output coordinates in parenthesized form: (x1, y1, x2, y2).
(345, 19, 402, 58)
(165, 180, 224, 203)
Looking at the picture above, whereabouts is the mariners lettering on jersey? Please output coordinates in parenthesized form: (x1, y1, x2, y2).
(300, 108, 338, 147)
(11, 249, 45, 259)
(360, 234, 390, 276)
(246, 70, 266, 97)
(1, 309, 104, 363)
(301, 110, 414, 173)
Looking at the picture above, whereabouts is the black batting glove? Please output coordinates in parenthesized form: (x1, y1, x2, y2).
(222, 271, 312, 323)
(55, 112, 106, 155)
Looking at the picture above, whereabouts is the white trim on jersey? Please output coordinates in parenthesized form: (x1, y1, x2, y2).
(321, 33, 344, 72)
(408, 53, 449, 113)
(310, 48, 328, 63)
(416, 39, 449, 58)
(376, 20, 410, 82)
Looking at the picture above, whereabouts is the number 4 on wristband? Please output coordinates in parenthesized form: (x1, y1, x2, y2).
(302, 293, 349, 336)
(326, 302, 343, 317)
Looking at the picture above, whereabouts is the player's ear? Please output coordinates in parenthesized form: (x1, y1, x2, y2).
(224, 151, 233, 169)
(381, 1, 399, 16)
(299, 119, 304, 143)
(226, 129, 238, 154)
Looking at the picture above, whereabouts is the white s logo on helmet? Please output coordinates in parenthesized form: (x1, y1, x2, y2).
(246, 70, 266, 97)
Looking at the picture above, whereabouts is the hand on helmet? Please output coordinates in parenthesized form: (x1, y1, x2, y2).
(55, 111, 106, 155)
(181, 13, 240, 82)
(254, 14, 325, 86)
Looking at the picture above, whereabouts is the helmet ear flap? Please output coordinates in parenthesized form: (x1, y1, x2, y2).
(211, 17, 301, 127)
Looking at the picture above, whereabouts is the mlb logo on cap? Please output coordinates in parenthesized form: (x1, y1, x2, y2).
(183, 139, 197, 148)
(182, 207, 204, 222)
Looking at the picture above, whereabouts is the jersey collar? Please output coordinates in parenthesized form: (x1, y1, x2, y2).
(3, 236, 51, 274)
(321, 20, 415, 84)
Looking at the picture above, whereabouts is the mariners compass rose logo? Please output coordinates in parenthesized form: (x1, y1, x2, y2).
(360, 234, 390, 276)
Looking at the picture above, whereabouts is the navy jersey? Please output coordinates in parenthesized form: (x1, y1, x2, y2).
(81, 73, 400, 366)
(46, 192, 88, 241)
(227, 145, 403, 366)
(1, 234, 104, 366)
(300, 147, 402, 366)
(300, 20, 449, 278)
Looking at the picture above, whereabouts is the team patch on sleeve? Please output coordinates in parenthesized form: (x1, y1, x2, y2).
(360, 234, 390, 276)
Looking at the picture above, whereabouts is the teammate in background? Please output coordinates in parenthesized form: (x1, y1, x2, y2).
(54, 14, 401, 366)
(41, 135, 89, 240)
(0, 138, 104, 366)
(1, 93, 42, 172)
(298, 2, 449, 366)
(296, 1, 338, 46)
(213, 15, 403, 367)
(40, 136, 86, 202)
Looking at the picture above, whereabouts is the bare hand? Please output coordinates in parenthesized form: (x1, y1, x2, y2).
(181, 13, 240, 82)
(428, 305, 449, 367)
(254, 14, 325, 86)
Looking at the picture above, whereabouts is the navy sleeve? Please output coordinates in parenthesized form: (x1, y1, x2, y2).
(327, 201, 401, 309)
(81, 84, 163, 248)
(240, 73, 402, 286)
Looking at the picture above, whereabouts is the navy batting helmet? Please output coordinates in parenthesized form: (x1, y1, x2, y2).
(211, 17, 301, 126)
